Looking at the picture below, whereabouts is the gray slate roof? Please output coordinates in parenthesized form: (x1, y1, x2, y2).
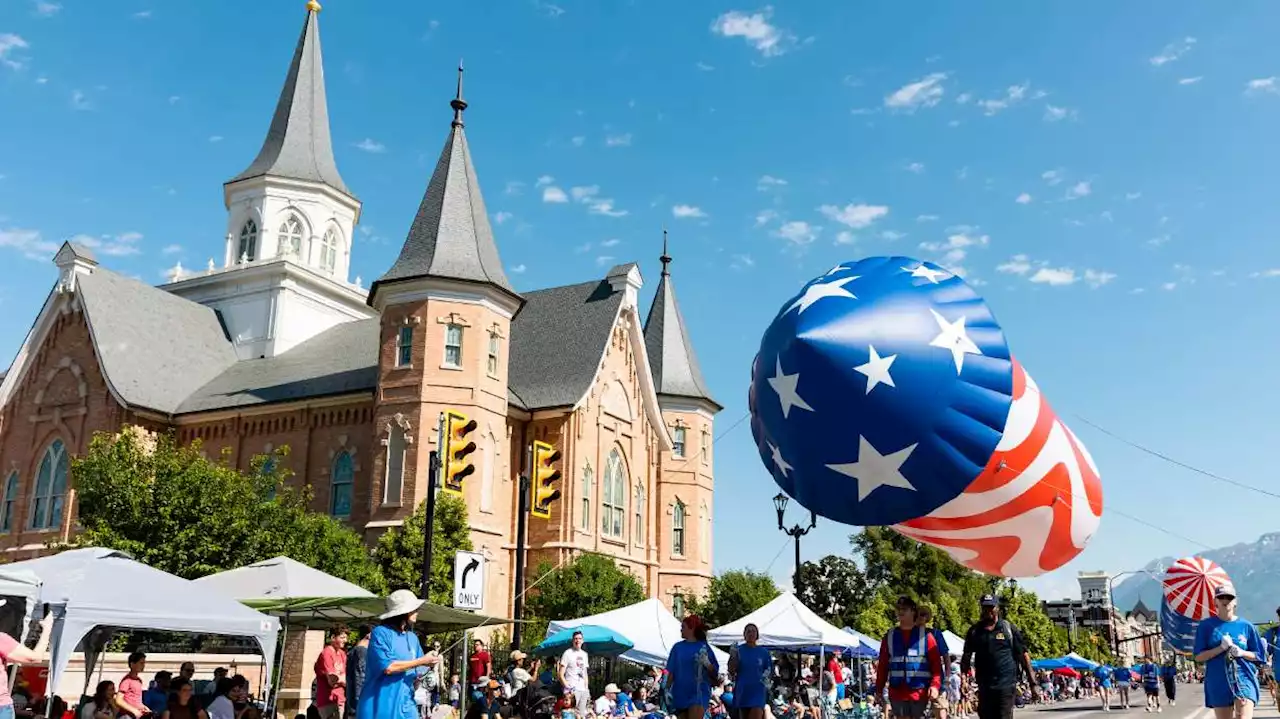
(77, 269, 239, 415)
(178, 319, 379, 414)
(226, 7, 351, 197)
(643, 269, 720, 409)
(508, 279, 624, 410)
(374, 105, 517, 298)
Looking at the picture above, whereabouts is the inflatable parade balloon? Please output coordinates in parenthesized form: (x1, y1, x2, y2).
(749, 256, 1016, 527)
(893, 360, 1104, 577)
(1161, 598, 1200, 655)
(1163, 556, 1231, 621)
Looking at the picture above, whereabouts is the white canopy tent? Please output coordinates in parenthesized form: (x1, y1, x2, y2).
(707, 593, 863, 649)
(192, 556, 377, 626)
(547, 598, 729, 669)
(941, 630, 965, 656)
(0, 566, 42, 641)
(7, 548, 280, 696)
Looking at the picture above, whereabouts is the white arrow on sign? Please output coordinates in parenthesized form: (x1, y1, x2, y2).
(453, 550, 486, 611)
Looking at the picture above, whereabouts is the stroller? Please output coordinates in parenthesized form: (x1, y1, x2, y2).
(512, 680, 559, 719)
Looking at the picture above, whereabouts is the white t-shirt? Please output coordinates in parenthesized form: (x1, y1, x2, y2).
(208, 695, 234, 719)
(559, 648, 590, 692)
(593, 696, 614, 715)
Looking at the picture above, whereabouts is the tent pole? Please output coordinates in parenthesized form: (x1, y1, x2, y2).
(270, 617, 291, 717)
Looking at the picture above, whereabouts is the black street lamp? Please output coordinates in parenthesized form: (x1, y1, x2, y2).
(774, 493, 816, 595)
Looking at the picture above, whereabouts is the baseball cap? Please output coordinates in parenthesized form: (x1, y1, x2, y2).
(1214, 584, 1237, 599)
(980, 594, 999, 607)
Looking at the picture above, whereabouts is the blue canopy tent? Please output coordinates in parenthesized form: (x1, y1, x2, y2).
(535, 624, 635, 658)
(1061, 652, 1101, 670)
(1031, 657, 1068, 670)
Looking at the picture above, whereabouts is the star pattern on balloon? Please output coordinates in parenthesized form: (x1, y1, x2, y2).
(768, 442, 793, 477)
(904, 263, 948, 284)
(854, 345, 897, 394)
(928, 308, 982, 373)
(768, 357, 814, 418)
(787, 275, 859, 314)
(826, 436, 918, 501)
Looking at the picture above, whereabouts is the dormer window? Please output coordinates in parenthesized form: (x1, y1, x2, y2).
(279, 215, 304, 258)
(238, 220, 258, 262)
(319, 229, 339, 273)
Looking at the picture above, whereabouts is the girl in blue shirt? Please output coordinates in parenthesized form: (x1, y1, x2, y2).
(728, 623, 773, 719)
(665, 615, 721, 719)
(1193, 584, 1266, 719)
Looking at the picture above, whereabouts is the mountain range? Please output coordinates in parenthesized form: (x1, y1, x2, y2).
(1111, 532, 1280, 624)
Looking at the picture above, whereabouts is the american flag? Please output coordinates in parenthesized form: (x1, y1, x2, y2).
(749, 256, 1015, 527)
(894, 360, 1104, 577)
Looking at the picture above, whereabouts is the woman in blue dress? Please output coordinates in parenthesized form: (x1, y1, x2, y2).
(665, 615, 721, 719)
(358, 590, 442, 719)
(1194, 584, 1266, 719)
(728, 623, 772, 719)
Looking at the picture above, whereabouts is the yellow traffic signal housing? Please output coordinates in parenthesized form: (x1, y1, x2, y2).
(530, 440, 562, 519)
(442, 410, 478, 495)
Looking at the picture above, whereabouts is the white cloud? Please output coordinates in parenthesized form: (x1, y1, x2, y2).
(1147, 234, 1171, 247)
(754, 209, 778, 227)
(834, 230, 855, 245)
(132, 10, 152, 18)
(510, 264, 527, 274)
(1250, 269, 1280, 279)
(565, 185, 627, 216)
(696, 61, 715, 71)
(730, 253, 754, 270)
(772, 220, 819, 246)
(0, 227, 59, 260)
(1066, 181, 1091, 199)
(905, 162, 925, 174)
(955, 92, 972, 105)
(1149, 37, 1196, 67)
(757, 175, 787, 191)
(71, 231, 144, 257)
(570, 135, 585, 147)
(0, 34, 30, 71)
(881, 230, 906, 241)
(1125, 191, 1142, 200)
(1084, 269, 1117, 288)
(885, 73, 946, 112)
(1162, 281, 1177, 291)
(1245, 77, 1279, 96)
(672, 204, 707, 219)
(600, 238, 622, 248)
(1030, 267, 1077, 286)
(505, 180, 526, 196)
(595, 255, 615, 267)
(493, 211, 514, 225)
(605, 133, 632, 147)
(818, 203, 890, 229)
(542, 186, 569, 203)
(570, 185, 599, 201)
(1041, 169, 1063, 186)
(70, 89, 91, 110)
(162, 244, 182, 255)
(1043, 105, 1077, 122)
(354, 138, 386, 153)
(916, 214, 939, 223)
(710, 7, 796, 58)
(976, 82, 1030, 116)
(1178, 76, 1203, 85)
(208, 135, 223, 143)
(33, 2, 61, 18)
(996, 254, 1033, 276)
(1015, 192, 1032, 204)
(168, 95, 181, 105)
(586, 198, 627, 217)
(534, 175, 555, 187)
(919, 232, 989, 267)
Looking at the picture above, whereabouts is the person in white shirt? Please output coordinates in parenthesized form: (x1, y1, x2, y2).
(594, 684, 620, 716)
(558, 631, 591, 713)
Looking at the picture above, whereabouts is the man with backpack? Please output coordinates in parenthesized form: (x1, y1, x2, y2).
(960, 595, 1038, 719)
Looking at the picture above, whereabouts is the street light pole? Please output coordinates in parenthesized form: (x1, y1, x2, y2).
(1106, 567, 1164, 660)
(773, 493, 816, 595)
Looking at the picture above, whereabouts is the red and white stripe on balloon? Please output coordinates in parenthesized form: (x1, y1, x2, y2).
(1163, 556, 1231, 621)
(894, 359, 1104, 577)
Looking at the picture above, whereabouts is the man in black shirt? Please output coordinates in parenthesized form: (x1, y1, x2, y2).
(960, 594, 1038, 719)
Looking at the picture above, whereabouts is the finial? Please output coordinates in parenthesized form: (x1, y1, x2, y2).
(451, 61, 468, 128)
(306, 0, 322, 13)
(659, 227, 672, 276)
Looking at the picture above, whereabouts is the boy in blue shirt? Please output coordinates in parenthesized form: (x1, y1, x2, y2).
(1140, 657, 1162, 712)
(1193, 584, 1267, 719)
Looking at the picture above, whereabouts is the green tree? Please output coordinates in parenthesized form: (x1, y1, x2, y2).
(70, 428, 384, 591)
(999, 585, 1066, 658)
(852, 589, 896, 639)
(796, 556, 871, 629)
(522, 553, 645, 649)
(851, 527, 986, 633)
(373, 491, 473, 605)
(688, 569, 780, 627)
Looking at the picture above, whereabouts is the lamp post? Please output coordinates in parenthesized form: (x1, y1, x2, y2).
(773, 493, 816, 595)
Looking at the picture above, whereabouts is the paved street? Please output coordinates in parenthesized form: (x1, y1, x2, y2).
(1018, 684, 1280, 719)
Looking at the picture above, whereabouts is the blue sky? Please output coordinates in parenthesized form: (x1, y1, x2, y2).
(3, 1, 1280, 603)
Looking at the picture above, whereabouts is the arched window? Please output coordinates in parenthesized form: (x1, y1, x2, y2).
(29, 439, 68, 531)
(331, 452, 354, 519)
(579, 463, 592, 531)
(0, 471, 17, 533)
(601, 449, 626, 539)
(671, 499, 686, 556)
(384, 425, 405, 506)
(319, 229, 339, 273)
(479, 433, 495, 514)
(634, 485, 646, 545)
(238, 219, 258, 262)
(278, 214, 304, 258)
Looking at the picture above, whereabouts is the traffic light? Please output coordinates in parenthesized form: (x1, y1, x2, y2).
(442, 410, 478, 495)
(529, 440, 562, 519)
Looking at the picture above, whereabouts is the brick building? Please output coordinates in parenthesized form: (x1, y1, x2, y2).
(0, 0, 719, 623)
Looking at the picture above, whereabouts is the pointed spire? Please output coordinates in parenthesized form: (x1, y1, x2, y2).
(371, 68, 520, 305)
(643, 230, 720, 410)
(227, 1, 352, 197)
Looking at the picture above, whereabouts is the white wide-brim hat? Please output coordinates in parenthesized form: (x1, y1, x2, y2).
(380, 588, 426, 619)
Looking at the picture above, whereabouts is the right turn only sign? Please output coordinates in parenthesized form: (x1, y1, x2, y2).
(453, 550, 485, 611)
